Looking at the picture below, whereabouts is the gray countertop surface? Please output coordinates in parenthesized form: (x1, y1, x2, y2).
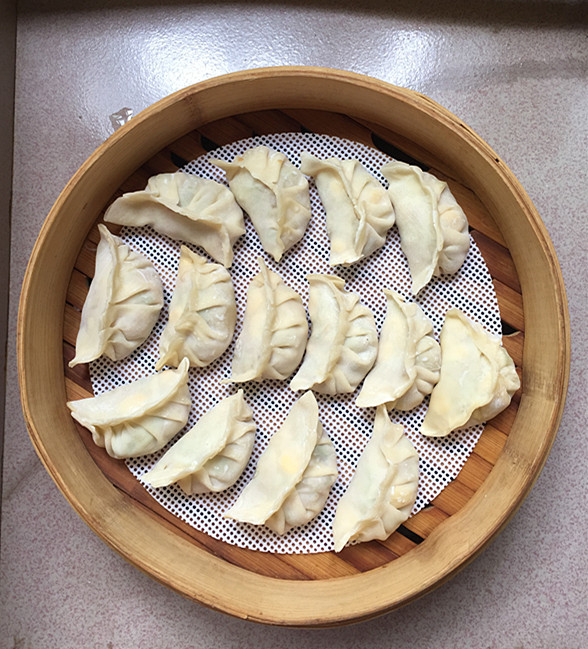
(2, 2, 587, 647)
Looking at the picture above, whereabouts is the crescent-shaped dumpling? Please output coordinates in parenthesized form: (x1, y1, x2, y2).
(333, 406, 419, 552)
(380, 161, 470, 294)
(420, 309, 520, 437)
(142, 390, 256, 494)
(224, 391, 337, 535)
(356, 290, 441, 411)
(156, 246, 236, 370)
(211, 146, 311, 262)
(290, 274, 377, 394)
(69, 224, 163, 367)
(67, 358, 191, 459)
(300, 152, 395, 266)
(227, 258, 308, 383)
(104, 172, 245, 267)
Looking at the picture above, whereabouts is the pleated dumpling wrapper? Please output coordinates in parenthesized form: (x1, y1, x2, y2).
(69, 224, 163, 368)
(381, 161, 470, 294)
(333, 406, 419, 552)
(356, 290, 441, 411)
(67, 358, 191, 459)
(211, 145, 311, 262)
(300, 152, 395, 266)
(142, 390, 256, 495)
(225, 391, 338, 535)
(104, 171, 245, 267)
(290, 274, 378, 394)
(420, 309, 520, 437)
(227, 258, 308, 383)
(156, 246, 236, 370)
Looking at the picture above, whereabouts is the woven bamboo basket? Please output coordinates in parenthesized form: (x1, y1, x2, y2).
(18, 67, 570, 627)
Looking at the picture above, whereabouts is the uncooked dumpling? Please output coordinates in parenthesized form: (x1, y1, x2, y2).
(380, 161, 470, 294)
(156, 246, 236, 370)
(142, 390, 256, 494)
(69, 224, 163, 367)
(290, 274, 377, 394)
(104, 171, 245, 267)
(224, 391, 337, 535)
(356, 290, 441, 411)
(67, 358, 191, 459)
(211, 146, 311, 261)
(420, 309, 520, 437)
(333, 406, 419, 552)
(300, 152, 395, 266)
(227, 258, 308, 383)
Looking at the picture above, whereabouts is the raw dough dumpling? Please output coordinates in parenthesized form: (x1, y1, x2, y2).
(290, 274, 377, 394)
(225, 391, 338, 535)
(69, 224, 163, 368)
(211, 146, 311, 262)
(156, 246, 236, 370)
(356, 290, 441, 411)
(227, 258, 308, 382)
(299, 152, 395, 266)
(333, 406, 419, 552)
(104, 171, 245, 267)
(67, 358, 191, 459)
(380, 161, 470, 294)
(420, 309, 520, 437)
(142, 390, 256, 494)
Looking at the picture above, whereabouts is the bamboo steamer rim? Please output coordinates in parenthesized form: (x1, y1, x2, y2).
(18, 66, 570, 626)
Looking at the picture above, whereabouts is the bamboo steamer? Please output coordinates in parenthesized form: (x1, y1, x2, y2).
(18, 67, 569, 626)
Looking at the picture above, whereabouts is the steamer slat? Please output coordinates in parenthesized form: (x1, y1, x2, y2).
(493, 278, 525, 332)
(472, 231, 521, 292)
(404, 506, 449, 538)
(236, 110, 303, 136)
(431, 478, 475, 515)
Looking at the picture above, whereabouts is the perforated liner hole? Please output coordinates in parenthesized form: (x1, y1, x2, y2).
(89, 133, 501, 554)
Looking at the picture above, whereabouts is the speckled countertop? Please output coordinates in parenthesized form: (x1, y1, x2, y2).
(2, 1, 587, 647)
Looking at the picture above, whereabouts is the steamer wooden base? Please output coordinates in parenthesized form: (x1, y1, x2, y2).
(18, 68, 569, 626)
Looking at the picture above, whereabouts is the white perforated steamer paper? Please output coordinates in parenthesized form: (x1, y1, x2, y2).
(88, 132, 502, 554)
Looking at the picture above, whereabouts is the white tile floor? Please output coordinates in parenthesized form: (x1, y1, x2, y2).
(2, 2, 587, 647)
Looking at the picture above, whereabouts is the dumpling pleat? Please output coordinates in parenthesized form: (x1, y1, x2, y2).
(290, 274, 377, 394)
(224, 392, 336, 533)
(67, 359, 191, 459)
(69, 224, 163, 367)
(333, 406, 419, 552)
(143, 390, 256, 495)
(156, 247, 236, 370)
(227, 258, 308, 383)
